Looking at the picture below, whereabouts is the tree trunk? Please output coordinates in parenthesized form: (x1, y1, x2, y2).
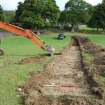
(97, 27, 99, 31)
(71, 24, 75, 32)
(75, 24, 79, 32)
(71, 24, 79, 32)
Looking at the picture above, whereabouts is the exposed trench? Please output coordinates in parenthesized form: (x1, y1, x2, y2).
(41, 39, 92, 97)
(22, 37, 104, 105)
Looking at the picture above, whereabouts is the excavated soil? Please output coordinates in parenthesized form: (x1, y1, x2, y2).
(18, 56, 47, 64)
(20, 37, 105, 105)
(18, 53, 61, 65)
(74, 36, 105, 99)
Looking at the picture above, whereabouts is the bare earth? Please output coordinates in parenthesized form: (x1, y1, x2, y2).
(23, 40, 103, 105)
(42, 45, 92, 97)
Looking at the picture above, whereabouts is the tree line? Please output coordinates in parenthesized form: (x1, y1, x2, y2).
(0, 0, 105, 32)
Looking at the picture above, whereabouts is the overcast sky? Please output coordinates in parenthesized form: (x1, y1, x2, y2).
(0, 0, 103, 11)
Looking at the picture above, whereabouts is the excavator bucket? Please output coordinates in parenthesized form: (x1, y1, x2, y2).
(44, 44, 55, 56)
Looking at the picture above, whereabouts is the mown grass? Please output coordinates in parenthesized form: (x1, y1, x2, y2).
(0, 32, 105, 105)
(85, 34, 105, 46)
(0, 34, 71, 105)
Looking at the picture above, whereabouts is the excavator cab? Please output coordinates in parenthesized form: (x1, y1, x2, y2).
(0, 21, 55, 56)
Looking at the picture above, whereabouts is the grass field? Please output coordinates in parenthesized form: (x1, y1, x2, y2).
(0, 33, 105, 105)
(87, 35, 105, 46)
(0, 34, 71, 105)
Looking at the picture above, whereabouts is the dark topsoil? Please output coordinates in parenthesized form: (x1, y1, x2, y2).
(76, 36, 105, 98)
(18, 56, 47, 64)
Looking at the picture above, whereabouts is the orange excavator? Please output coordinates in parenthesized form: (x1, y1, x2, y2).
(0, 21, 55, 55)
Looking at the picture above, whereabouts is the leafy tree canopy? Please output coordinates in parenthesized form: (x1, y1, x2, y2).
(0, 5, 4, 21)
(59, 0, 92, 32)
(14, 0, 60, 29)
(88, 2, 105, 31)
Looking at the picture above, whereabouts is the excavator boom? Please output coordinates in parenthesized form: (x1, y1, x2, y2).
(0, 21, 45, 49)
(0, 21, 55, 54)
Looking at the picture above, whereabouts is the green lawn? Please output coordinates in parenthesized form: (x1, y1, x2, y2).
(0, 33, 105, 105)
(0, 34, 71, 105)
(85, 34, 105, 46)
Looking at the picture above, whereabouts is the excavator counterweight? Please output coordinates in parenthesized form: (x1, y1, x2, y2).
(0, 21, 55, 55)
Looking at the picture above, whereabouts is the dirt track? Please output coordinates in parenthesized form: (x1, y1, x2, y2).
(22, 38, 104, 105)
(42, 43, 92, 97)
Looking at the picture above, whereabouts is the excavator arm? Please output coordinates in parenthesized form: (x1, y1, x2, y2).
(0, 21, 55, 54)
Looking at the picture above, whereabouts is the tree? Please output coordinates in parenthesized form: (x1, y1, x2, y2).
(14, 0, 60, 29)
(59, 0, 92, 32)
(0, 5, 4, 21)
(103, 0, 105, 5)
(14, 2, 24, 23)
(41, 0, 60, 27)
(88, 3, 105, 31)
(4, 11, 15, 23)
